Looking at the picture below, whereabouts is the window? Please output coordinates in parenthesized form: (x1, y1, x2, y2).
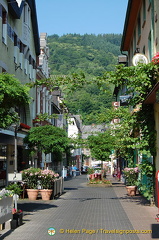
(133, 30, 136, 53)
(19, 41, 24, 69)
(16, 106, 27, 124)
(138, 13, 141, 38)
(2, 8, 7, 44)
(24, 59, 28, 74)
(23, 3, 30, 28)
(37, 89, 41, 114)
(0, 4, 2, 18)
(23, 4, 27, 23)
(28, 7, 30, 28)
(20, 41, 24, 53)
(148, 0, 152, 11)
(42, 87, 46, 113)
(149, 0, 152, 5)
(14, 34, 19, 64)
(148, 31, 152, 61)
(7, 23, 11, 39)
(14, 34, 17, 46)
(142, 0, 146, 26)
(29, 55, 32, 65)
(2, 68, 6, 73)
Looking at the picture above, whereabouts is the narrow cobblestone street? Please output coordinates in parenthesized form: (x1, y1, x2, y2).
(0, 175, 158, 240)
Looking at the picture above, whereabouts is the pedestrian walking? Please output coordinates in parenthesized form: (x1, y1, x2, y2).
(72, 165, 77, 177)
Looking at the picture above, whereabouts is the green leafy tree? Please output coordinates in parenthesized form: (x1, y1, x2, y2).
(24, 125, 70, 168)
(97, 63, 159, 158)
(87, 130, 115, 162)
(0, 73, 30, 128)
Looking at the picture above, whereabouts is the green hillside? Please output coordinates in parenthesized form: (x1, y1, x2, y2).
(48, 33, 122, 76)
(48, 34, 122, 124)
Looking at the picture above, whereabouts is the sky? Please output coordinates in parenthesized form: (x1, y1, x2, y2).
(36, 0, 128, 36)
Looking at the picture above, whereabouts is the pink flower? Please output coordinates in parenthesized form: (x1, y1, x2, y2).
(134, 167, 139, 173)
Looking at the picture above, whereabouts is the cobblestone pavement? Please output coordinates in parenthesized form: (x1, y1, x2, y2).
(0, 175, 158, 240)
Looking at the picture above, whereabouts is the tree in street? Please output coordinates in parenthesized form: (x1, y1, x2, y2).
(87, 130, 115, 162)
(24, 125, 70, 168)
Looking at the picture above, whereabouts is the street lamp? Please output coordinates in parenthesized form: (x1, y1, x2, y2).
(14, 124, 18, 174)
(11, 120, 20, 210)
(12, 121, 19, 174)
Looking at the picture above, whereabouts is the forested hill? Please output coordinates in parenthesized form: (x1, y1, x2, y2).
(48, 33, 122, 76)
(47, 34, 122, 124)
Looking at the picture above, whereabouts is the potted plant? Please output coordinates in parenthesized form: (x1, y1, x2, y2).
(6, 183, 23, 197)
(21, 168, 41, 200)
(39, 169, 59, 200)
(123, 167, 139, 196)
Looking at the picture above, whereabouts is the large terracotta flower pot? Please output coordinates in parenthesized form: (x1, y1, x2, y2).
(40, 189, 53, 200)
(126, 186, 137, 196)
(26, 189, 39, 200)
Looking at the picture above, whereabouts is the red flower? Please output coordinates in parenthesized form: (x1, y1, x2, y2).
(12, 208, 23, 214)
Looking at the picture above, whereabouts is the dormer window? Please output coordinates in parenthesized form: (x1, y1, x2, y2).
(24, 3, 30, 28)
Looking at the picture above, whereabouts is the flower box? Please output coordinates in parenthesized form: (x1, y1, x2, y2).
(0, 196, 13, 224)
(87, 179, 112, 187)
(87, 183, 112, 187)
(11, 212, 23, 229)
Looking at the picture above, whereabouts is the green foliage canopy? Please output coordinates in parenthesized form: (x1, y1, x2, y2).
(95, 62, 159, 158)
(0, 73, 30, 128)
(98, 63, 159, 106)
(87, 130, 115, 161)
(24, 125, 70, 156)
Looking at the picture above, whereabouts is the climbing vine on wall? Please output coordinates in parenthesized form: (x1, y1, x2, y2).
(96, 62, 159, 157)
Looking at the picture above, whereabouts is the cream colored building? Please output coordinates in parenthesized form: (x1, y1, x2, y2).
(121, 0, 159, 176)
(0, 0, 40, 185)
